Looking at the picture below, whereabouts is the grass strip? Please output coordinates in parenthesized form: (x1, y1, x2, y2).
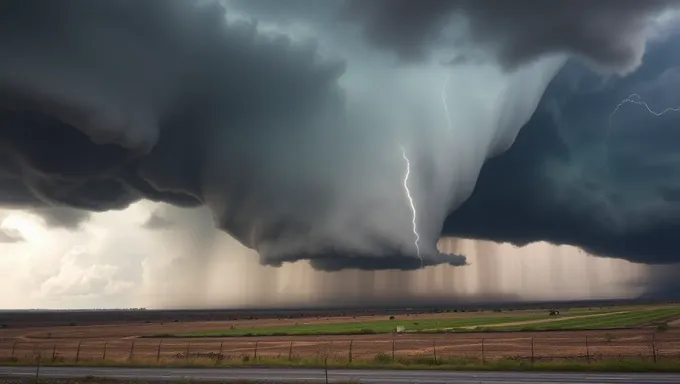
(3, 355, 680, 373)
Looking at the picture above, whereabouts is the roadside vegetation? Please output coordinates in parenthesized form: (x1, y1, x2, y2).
(0, 379, 319, 384)
(0, 378, 362, 384)
(4, 353, 680, 374)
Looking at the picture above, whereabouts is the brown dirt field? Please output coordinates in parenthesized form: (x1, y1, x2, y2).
(0, 309, 586, 340)
(1, 313, 678, 364)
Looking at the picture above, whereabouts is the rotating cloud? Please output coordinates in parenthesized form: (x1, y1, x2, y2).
(0, 0, 678, 271)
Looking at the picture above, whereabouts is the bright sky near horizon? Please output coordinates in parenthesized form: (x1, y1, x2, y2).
(0, 201, 644, 309)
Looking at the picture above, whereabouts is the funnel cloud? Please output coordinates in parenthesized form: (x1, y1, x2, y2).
(0, 0, 679, 272)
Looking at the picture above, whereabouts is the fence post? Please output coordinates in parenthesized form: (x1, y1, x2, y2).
(432, 339, 437, 364)
(651, 333, 658, 363)
(324, 355, 329, 384)
(11, 341, 17, 360)
(288, 341, 293, 361)
(102, 342, 108, 361)
(219, 341, 225, 358)
(392, 338, 395, 362)
(254, 341, 259, 361)
(129, 342, 135, 361)
(585, 336, 590, 364)
(156, 341, 163, 362)
(186, 342, 191, 360)
(530, 337, 534, 365)
(348, 340, 353, 363)
(481, 338, 485, 365)
(75, 341, 82, 363)
(51, 344, 57, 362)
(35, 352, 41, 383)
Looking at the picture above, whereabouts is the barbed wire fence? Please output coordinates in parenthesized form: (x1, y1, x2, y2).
(2, 332, 680, 366)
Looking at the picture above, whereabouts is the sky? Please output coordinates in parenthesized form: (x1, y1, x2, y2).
(0, 203, 644, 309)
(0, 0, 679, 308)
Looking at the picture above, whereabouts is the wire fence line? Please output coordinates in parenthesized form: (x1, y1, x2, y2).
(1, 332, 680, 365)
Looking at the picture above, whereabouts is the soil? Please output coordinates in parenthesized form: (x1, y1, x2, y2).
(0, 309, 676, 363)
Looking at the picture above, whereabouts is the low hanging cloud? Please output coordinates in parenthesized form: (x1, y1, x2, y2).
(143, 211, 174, 230)
(0, 227, 24, 243)
(0, 0, 678, 272)
(31, 207, 91, 230)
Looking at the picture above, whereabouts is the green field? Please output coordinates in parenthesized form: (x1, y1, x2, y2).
(153, 307, 664, 338)
(491, 307, 680, 332)
(162, 315, 542, 337)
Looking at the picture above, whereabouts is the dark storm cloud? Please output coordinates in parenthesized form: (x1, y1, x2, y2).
(0, 0, 345, 209)
(1, 0, 678, 272)
(228, 0, 336, 21)
(443, 36, 680, 265)
(0, 156, 91, 228)
(346, 0, 676, 74)
(31, 207, 91, 230)
(0, 0, 424, 271)
(266, 249, 466, 271)
(0, 227, 24, 243)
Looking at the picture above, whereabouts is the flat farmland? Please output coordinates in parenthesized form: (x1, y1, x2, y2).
(168, 307, 680, 337)
(1, 305, 680, 364)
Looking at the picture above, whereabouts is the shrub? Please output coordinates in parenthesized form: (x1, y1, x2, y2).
(373, 353, 392, 364)
(657, 323, 670, 332)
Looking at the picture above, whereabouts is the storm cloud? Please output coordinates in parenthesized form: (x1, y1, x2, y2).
(444, 37, 680, 265)
(143, 211, 174, 230)
(345, 0, 676, 74)
(0, 227, 24, 243)
(31, 207, 91, 230)
(0, 0, 678, 271)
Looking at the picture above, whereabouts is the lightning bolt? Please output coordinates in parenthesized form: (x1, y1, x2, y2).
(609, 93, 680, 122)
(394, 73, 450, 266)
(400, 146, 422, 265)
(605, 93, 680, 168)
(442, 74, 453, 133)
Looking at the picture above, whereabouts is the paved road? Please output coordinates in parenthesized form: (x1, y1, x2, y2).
(2, 366, 680, 383)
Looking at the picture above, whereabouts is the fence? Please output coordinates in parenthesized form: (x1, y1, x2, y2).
(1, 332, 679, 365)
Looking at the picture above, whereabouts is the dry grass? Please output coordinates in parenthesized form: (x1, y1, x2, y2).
(1, 305, 679, 367)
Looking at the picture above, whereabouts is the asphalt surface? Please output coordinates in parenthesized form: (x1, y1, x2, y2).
(2, 366, 680, 383)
